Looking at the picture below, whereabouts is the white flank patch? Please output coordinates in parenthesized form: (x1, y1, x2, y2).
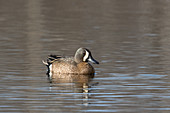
(83, 50, 89, 61)
(49, 64, 52, 78)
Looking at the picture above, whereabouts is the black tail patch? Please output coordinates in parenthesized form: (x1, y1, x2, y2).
(43, 54, 63, 78)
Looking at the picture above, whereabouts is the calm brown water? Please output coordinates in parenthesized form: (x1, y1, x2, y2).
(0, 0, 170, 113)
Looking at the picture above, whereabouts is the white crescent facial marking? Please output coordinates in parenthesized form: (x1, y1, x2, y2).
(83, 50, 89, 61)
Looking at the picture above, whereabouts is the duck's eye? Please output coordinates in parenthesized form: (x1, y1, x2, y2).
(83, 51, 86, 56)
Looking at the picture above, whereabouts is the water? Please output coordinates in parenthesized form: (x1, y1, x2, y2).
(0, 0, 170, 113)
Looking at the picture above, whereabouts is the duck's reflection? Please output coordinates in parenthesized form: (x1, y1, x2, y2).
(48, 73, 94, 93)
(47, 73, 96, 106)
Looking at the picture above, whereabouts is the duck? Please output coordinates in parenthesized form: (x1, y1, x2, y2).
(43, 47, 99, 78)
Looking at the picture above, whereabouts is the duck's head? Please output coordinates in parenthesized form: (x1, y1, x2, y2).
(74, 48, 99, 64)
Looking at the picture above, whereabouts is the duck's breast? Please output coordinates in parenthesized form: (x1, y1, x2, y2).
(77, 62, 95, 75)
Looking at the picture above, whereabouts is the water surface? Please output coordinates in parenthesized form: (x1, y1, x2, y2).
(0, 0, 170, 113)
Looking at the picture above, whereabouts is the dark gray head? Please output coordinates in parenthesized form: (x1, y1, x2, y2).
(74, 48, 99, 64)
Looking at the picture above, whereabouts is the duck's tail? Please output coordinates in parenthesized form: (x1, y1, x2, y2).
(42, 55, 63, 78)
(42, 60, 48, 65)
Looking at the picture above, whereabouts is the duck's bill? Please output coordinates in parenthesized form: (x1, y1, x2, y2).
(88, 57, 99, 64)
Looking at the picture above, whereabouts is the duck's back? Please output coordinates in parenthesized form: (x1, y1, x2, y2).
(51, 57, 78, 74)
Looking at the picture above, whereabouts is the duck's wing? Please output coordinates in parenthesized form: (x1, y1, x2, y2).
(48, 54, 62, 61)
(42, 54, 63, 66)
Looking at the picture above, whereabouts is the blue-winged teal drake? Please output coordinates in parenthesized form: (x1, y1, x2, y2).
(43, 48, 99, 78)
